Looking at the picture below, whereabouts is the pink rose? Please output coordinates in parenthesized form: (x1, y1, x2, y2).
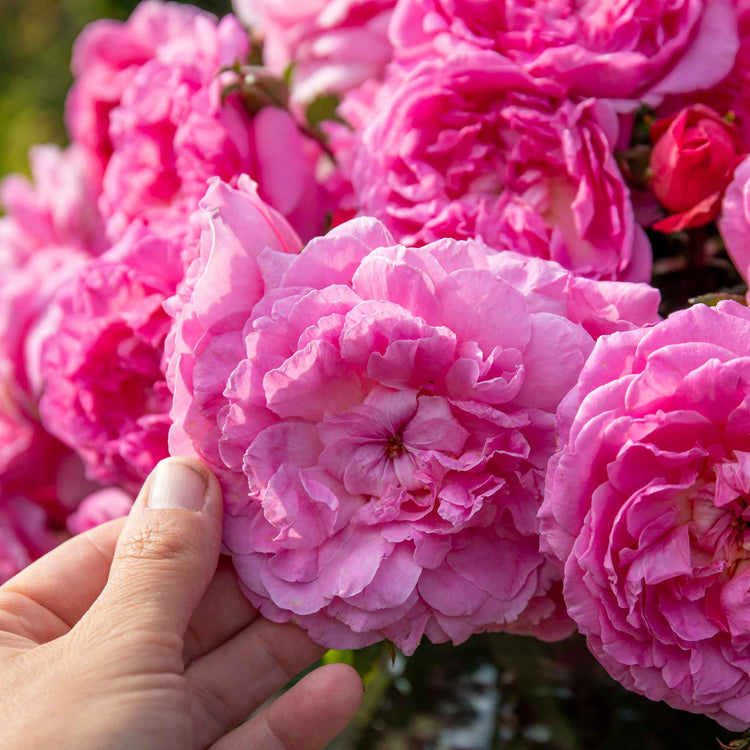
(67, 488, 134, 535)
(391, 0, 739, 108)
(540, 301, 750, 730)
(168, 186, 660, 654)
(233, 0, 395, 103)
(68, 0, 325, 242)
(38, 222, 185, 491)
(650, 105, 743, 233)
(341, 55, 652, 282)
(720, 156, 750, 281)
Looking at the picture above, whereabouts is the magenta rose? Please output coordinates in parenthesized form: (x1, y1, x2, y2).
(720, 156, 750, 281)
(391, 0, 739, 107)
(650, 105, 743, 233)
(341, 54, 651, 282)
(233, 0, 395, 103)
(540, 301, 750, 730)
(38, 220, 186, 491)
(68, 0, 325, 242)
(168, 183, 660, 653)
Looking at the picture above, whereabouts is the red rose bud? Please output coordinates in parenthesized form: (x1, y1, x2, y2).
(649, 104, 743, 233)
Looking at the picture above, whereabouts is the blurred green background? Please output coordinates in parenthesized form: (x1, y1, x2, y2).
(1, 2, 748, 747)
(0, 0, 230, 177)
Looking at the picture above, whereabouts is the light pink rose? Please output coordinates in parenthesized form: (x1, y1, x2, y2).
(168, 190, 660, 654)
(391, 0, 739, 108)
(38, 222, 185, 491)
(340, 55, 652, 282)
(540, 301, 750, 730)
(719, 155, 750, 281)
(67, 488, 134, 535)
(233, 0, 395, 103)
(67, 0, 325, 242)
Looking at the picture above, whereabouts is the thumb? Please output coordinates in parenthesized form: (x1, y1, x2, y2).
(81, 457, 223, 641)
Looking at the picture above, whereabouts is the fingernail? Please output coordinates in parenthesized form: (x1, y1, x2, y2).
(148, 459, 207, 511)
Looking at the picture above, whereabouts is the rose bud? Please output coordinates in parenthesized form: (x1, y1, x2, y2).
(650, 104, 743, 233)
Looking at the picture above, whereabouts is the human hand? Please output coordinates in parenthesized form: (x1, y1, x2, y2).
(0, 457, 363, 748)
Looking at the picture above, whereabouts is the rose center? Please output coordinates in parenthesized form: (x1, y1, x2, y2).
(385, 434, 406, 459)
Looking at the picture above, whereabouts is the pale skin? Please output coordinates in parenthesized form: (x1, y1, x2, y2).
(0, 457, 363, 748)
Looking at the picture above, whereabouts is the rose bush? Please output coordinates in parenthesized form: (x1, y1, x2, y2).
(339, 54, 652, 282)
(650, 105, 743, 233)
(167, 180, 661, 654)
(391, 0, 739, 108)
(540, 301, 750, 730)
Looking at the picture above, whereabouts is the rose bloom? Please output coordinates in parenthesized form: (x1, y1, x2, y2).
(540, 301, 750, 730)
(341, 54, 652, 282)
(650, 105, 743, 234)
(168, 178, 660, 653)
(391, 0, 739, 108)
(232, 0, 395, 103)
(38, 221, 185, 491)
(68, 0, 325, 242)
(719, 156, 750, 281)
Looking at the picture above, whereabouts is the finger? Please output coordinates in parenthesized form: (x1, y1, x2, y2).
(0, 517, 126, 643)
(188, 618, 324, 747)
(183, 557, 259, 663)
(80, 457, 223, 643)
(210, 663, 363, 750)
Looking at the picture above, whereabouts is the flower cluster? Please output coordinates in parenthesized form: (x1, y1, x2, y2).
(5, 0, 750, 732)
